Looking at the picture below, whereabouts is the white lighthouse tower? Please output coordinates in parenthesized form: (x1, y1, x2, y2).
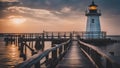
(85, 0, 102, 39)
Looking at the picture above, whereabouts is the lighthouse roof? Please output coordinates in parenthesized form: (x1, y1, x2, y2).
(89, 0, 98, 7)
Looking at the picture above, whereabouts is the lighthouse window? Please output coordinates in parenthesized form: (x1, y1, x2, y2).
(92, 19, 94, 23)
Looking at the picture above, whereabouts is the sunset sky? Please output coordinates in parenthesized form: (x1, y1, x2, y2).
(0, 0, 120, 35)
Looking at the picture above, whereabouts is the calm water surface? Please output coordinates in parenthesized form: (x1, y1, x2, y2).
(0, 36, 120, 68)
(0, 39, 22, 68)
(0, 37, 52, 68)
(98, 36, 120, 56)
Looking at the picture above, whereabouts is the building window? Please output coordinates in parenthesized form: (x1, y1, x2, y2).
(91, 19, 94, 23)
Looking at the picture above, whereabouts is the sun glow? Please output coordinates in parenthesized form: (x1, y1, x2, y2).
(8, 16, 26, 24)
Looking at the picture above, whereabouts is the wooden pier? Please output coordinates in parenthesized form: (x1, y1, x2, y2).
(56, 41, 95, 68)
(1, 31, 120, 68)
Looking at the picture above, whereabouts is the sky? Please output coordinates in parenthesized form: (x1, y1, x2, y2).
(0, 0, 120, 35)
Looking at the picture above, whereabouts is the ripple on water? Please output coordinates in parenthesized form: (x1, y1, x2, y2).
(0, 42, 23, 68)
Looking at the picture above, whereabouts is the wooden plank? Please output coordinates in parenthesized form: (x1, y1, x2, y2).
(56, 41, 95, 68)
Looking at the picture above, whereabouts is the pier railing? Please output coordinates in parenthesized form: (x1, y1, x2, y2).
(78, 40, 119, 68)
(73, 31, 106, 39)
(16, 39, 72, 68)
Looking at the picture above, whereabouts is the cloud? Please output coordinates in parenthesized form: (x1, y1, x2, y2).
(0, 0, 19, 2)
(0, 5, 85, 33)
(4, 5, 83, 22)
(2, 0, 120, 18)
(19, 0, 84, 11)
(18, 0, 120, 16)
(2, 6, 59, 23)
(61, 7, 72, 13)
(0, 1, 20, 18)
(1, 5, 84, 25)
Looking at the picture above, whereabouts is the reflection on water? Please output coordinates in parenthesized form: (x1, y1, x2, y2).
(0, 42, 23, 68)
(0, 38, 52, 68)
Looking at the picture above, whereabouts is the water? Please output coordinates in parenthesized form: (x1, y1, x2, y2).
(0, 38, 23, 68)
(98, 36, 120, 56)
(98, 43, 120, 56)
(0, 37, 52, 68)
(0, 36, 120, 68)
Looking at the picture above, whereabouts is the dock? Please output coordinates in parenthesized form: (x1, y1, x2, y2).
(56, 41, 95, 68)
(1, 32, 120, 68)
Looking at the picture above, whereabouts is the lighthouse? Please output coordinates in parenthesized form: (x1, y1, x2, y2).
(85, 0, 102, 39)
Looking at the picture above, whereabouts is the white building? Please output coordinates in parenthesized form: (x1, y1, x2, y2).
(85, 1, 105, 39)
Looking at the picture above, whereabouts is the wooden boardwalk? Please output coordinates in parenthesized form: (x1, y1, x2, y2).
(56, 41, 95, 68)
(3, 32, 120, 68)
